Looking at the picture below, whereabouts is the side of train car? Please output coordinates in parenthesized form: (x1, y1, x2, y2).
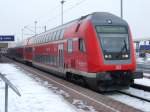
(7, 12, 143, 91)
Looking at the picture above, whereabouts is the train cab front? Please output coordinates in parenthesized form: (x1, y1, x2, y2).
(86, 12, 143, 91)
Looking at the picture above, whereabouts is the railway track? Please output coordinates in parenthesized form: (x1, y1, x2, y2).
(1, 56, 145, 112)
(107, 87, 150, 112)
(137, 63, 150, 76)
(117, 89, 150, 103)
(135, 64, 150, 94)
(131, 84, 150, 92)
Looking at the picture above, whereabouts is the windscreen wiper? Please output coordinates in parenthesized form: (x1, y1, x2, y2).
(116, 40, 128, 58)
(121, 40, 128, 52)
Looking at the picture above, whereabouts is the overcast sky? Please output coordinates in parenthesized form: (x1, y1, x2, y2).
(0, 0, 150, 41)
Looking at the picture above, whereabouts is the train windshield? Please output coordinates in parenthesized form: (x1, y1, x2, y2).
(100, 35, 129, 52)
(96, 26, 129, 53)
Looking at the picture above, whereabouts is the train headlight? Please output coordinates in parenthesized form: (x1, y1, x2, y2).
(122, 54, 129, 58)
(105, 55, 108, 58)
(105, 55, 112, 59)
(125, 54, 129, 58)
(108, 55, 112, 58)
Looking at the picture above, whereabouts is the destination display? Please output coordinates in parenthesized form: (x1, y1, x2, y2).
(96, 26, 127, 34)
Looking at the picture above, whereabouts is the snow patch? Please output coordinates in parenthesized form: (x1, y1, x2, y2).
(108, 93, 150, 112)
(144, 73, 150, 77)
(0, 64, 77, 112)
(33, 76, 70, 98)
(135, 78, 150, 87)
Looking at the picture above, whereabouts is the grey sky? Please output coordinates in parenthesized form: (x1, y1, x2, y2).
(0, 0, 150, 41)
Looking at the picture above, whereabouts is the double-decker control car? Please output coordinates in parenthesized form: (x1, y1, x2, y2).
(7, 12, 143, 91)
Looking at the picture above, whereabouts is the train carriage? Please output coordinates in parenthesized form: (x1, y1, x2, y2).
(8, 12, 143, 91)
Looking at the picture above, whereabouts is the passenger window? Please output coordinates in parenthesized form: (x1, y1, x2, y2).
(50, 55, 52, 64)
(67, 39, 73, 53)
(49, 33, 52, 42)
(60, 29, 64, 39)
(52, 32, 55, 40)
(79, 38, 86, 52)
(54, 31, 58, 40)
(41, 37, 43, 43)
(44, 35, 47, 43)
(56, 30, 60, 40)
(39, 37, 41, 43)
(42, 36, 44, 43)
(40, 37, 42, 43)
(34, 39, 35, 44)
(57, 30, 61, 40)
(43, 35, 46, 43)
(38, 38, 40, 44)
(44, 35, 46, 43)
(46, 34, 49, 42)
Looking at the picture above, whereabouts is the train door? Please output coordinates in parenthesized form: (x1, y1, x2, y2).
(58, 44, 64, 70)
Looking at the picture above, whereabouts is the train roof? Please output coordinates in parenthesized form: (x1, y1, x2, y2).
(90, 12, 128, 26)
(29, 12, 128, 38)
(14, 12, 128, 47)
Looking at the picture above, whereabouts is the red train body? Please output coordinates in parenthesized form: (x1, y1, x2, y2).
(7, 12, 143, 91)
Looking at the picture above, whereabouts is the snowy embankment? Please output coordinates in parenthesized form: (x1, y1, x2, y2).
(0, 64, 77, 112)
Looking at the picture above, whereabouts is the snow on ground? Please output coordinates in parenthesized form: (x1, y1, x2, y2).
(135, 77, 150, 87)
(107, 93, 150, 112)
(122, 87, 150, 100)
(33, 77, 97, 112)
(144, 73, 150, 77)
(136, 57, 145, 64)
(1, 63, 150, 112)
(136, 56, 150, 64)
(0, 64, 77, 112)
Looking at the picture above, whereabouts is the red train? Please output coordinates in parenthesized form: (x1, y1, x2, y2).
(7, 12, 143, 91)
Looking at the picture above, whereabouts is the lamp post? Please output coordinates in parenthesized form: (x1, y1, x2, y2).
(121, 0, 123, 19)
(61, 0, 65, 25)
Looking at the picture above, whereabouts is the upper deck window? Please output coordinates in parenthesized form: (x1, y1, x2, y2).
(96, 26, 127, 34)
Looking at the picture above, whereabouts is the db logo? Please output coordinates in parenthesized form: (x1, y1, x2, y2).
(116, 65, 122, 70)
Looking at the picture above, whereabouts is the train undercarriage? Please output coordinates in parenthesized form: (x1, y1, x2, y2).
(85, 71, 143, 91)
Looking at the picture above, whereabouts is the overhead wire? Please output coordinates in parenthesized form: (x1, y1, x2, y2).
(64, 0, 88, 13)
(21, 0, 88, 38)
(46, 0, 88, 23)
(24, 4, 60, 28)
